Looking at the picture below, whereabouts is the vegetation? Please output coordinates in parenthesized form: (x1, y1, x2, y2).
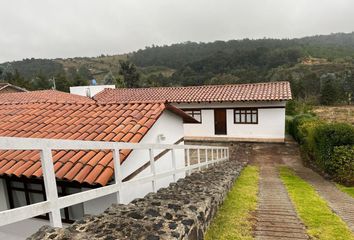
(1, 32, 354, 104)
(336, 184, 354, 198)
(205, 166, 259, 240)
(287, 114, 354, 185)
(280, 167, 354, 240)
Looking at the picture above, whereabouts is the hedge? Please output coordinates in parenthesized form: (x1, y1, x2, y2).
(332, 146, 354, 185)
(288, 114, 354, 185)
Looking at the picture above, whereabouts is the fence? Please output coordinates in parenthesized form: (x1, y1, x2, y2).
(0, 137, 229, 228)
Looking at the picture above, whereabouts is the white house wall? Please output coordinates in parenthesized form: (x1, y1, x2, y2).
(83, 110, 185, 214)
(174, 101, 286, 141)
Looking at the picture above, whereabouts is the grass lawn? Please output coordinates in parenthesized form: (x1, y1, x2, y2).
(280, 167, 354, 240)
(205, 165, 259, 240)
(336, 184, 354, 198)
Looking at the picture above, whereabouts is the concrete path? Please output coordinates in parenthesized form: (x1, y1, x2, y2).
(250, 145, 309, 240)
(281, 141, 354, 232)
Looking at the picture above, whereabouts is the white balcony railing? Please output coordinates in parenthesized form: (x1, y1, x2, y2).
(0, 137, 229, 228)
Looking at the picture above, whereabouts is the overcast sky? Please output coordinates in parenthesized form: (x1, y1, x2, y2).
(1, 0, 353, 63)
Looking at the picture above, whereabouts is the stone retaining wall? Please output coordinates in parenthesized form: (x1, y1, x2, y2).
(29, 160, 245, 240)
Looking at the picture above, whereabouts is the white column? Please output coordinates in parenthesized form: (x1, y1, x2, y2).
(112, 148, 122, 203)
(40, 148, 62, 228)
(149, 148, 157, 192)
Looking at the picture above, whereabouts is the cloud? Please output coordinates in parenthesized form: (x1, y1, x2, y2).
(0, 0, 353, 62)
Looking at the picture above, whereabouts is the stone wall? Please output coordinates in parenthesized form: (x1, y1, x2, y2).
(29, 160, 246, 240)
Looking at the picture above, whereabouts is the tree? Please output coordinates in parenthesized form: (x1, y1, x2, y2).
(72, 73, 89, 86)
(103, 71, 116, 85)
(119, 60, 140, 88)
(55, 73, 72, 92)
(78, 66, 93, 80)
(320, 79, 338, 105)
(31, 73, 52, 90)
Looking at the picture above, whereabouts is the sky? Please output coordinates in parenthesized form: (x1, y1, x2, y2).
(1, 0, 353, 63)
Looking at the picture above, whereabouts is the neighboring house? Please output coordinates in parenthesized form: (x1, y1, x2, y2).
(95, 81, 292, 142)
(0, 90, 195, 239)
(0, 83, 27, 94)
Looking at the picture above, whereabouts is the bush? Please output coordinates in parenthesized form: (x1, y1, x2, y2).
(290, 114, 317, 143)
(290, 114, 354, 185)
(312, 123, 354, 174)
(331, 146, 354, 185)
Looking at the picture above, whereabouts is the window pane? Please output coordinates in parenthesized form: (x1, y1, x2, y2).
(29, 192, 44, 204)
(194, 114, 201, 122)
(252, 114, 257, 123)
(11, 181, 24, 188)
(12, 190, 26, 207)
(235, 114, 240, 123)
(27, 183, 43, 191)
(241, 114, 245, 122)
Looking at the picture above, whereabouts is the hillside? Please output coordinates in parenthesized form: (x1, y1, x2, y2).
(1, 32, 354, 104)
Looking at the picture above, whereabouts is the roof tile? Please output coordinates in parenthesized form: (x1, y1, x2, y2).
(94, 82, 292, 103)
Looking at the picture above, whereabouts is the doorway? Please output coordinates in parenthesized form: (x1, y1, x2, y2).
(214, 109, 227, 135)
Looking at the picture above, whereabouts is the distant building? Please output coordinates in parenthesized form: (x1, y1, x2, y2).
(70, 85, 115, 98)
(0, 82, 27, 94)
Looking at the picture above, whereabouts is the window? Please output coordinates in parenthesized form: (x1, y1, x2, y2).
(182, 109, 202, 123)
(234, 108, 258, 124)
(5, 179, 84, 223)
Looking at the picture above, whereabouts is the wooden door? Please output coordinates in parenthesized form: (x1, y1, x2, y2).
(214, 109, 227, 135)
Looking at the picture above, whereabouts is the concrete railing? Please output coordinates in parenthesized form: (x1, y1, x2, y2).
(0, 137, 229, 228)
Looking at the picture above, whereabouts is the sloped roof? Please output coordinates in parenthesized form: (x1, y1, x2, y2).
(94, 82, 292, 104)
(0, 101, 195, 186)
(0, 82, 27, 92)
(0, 89, 95, 104)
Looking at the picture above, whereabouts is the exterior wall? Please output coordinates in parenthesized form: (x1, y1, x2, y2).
(83, 110, 185, 214)
(174, 101, 286, 141)
(69, 85, 115, 97)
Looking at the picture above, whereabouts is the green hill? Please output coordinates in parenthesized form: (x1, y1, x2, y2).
(1, 32, 354, 104)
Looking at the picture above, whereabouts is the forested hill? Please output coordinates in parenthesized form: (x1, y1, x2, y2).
(131, 32, 354, 69)
(1, 32, 354, 105)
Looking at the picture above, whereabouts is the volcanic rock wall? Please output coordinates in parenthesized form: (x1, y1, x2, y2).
(29, 160, 245, 240)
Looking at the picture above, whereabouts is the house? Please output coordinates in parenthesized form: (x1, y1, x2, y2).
(0, 83, 27, 94)
(0, 90, 196, 239)
(94, 81, 292, 142)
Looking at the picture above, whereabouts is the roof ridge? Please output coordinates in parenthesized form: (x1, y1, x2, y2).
(103, 81, 290, 91)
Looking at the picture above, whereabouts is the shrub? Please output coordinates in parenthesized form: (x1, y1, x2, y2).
(290, 114, 317, 143)
(285, 116, 294, 134)
(331, 146, 354, 185)
(298, 119, 324, 154)
(312, 123, 354, 175)
(290, 114, 354, 184)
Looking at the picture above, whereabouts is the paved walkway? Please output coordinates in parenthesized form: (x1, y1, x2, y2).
(250, 144, 309, 240)
(282, 141, 354, 232)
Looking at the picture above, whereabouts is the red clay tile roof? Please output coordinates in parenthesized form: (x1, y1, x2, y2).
(0, 101, 194, 186)
(94, 82, 292, 104)
(0, 89, 94, 104)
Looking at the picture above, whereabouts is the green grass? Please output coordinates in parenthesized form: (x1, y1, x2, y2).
(280, 167, 354, 240)
(205, 165, 259, 240)
(336, 184, 354, 198)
